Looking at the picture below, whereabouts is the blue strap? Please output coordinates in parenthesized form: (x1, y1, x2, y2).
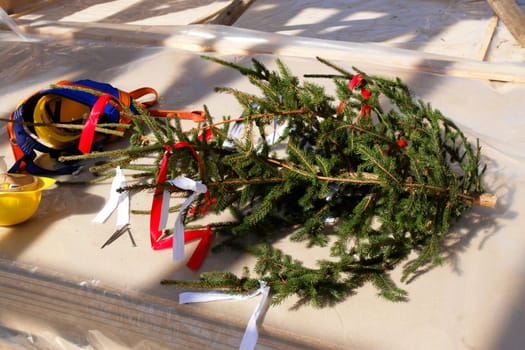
(9, 79, 141, 175)
(8, 152, 78, 175)
(62, 79, 141, 115)
(40, 82, 121, 123)
(12, 103, 56, 155)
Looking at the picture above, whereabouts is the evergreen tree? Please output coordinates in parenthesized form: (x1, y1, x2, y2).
(61, 56, 495, 307)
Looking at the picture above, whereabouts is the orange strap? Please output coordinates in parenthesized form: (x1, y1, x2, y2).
(127, 87, 159, 108)
(42, 81, 205, 122)
(148, 109, 206, 123)
(7, 118, 24, 161)
(122, 87, 206, 123)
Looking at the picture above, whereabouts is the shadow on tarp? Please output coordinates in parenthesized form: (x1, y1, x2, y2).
(0, 254, 332, 350)
(233, 0, 494, 51)
(0, 185, 106, 258)
(490, 284, 525, 350)
(14, 0, 223, 24)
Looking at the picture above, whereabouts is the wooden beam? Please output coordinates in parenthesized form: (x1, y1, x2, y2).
(207, 0, 256, 25)
(477, 15, 499, 60)
(0, 0, 56, 15)
(0, 258, 338, 350)
(18, 22, 525, 83)
(486, 0, 525, 47)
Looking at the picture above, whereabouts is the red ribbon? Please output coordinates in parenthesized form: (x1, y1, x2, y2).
(361, 88, 371, 99)
(360, 104, 372, 117)
(197, 127, 213, 142)
(337, 101, 346, 115)
(347, 74, 371, 118)
(184, 225, 212, 270)
(78, 94, 111, 153)
(349, 74, 363, 90)
(397, 138, 408, 148)
(150, 145, 173, 250)
(149, 142, 213, 269)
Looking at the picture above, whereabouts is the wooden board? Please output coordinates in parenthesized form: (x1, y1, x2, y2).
(0, 258, 339, 349)
(15, 21, 525, 83)
(487, 0, 525, 47)
(0, 0, 36, 14)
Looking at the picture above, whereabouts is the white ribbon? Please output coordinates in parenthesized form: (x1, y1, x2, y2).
(93, 167, 129, 227)
(157, 176, 207, 261)
(239, 281, 271, 350)
(179, 281, 270, 350)
(225, 117, 287, 155)
(223, 120, 245, 150)
(265, 118, 288, 147)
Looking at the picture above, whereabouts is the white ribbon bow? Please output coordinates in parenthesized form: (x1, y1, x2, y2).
(179, 281, 271, 350)
(157, 176, 207, 261)
(93, 166, 129, 227)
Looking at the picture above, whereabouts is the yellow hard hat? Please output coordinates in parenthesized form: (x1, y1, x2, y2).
(33, 94, 90, 149)
(0, 173, 56, 226)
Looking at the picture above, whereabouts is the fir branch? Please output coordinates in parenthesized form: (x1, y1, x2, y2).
(370, 273, 408, 301)
(314, 56, 355, 77)
(207, 177, 283, 187)
(181, 108, 309, 138)
(0, 117, 130, 136)
(266, 158, 382, 184)
(67, 56, 495, 307)
(202, 56, 272, 80)
(317, 122, 396, 147)
(286, 142, 318, 176)
(89, 157, 137, 173)
(357, 145, 401, 185)
(58, 143, 163, 162)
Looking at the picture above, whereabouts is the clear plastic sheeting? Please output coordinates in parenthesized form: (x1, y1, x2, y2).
(0, 326, 165, 350)
(234, 0, 525, 62)
(0, 6, 29, 41)
(1, 3, 525, 350)
(10, 0, 525, 62)
(8, 21, 525, 83)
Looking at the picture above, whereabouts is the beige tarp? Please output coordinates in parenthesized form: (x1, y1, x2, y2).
(1, 1, 525, 349)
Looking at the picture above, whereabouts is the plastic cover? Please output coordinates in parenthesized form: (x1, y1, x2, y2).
(1, 10, 525, 350)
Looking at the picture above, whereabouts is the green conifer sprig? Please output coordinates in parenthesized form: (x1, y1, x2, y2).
(63, 56, 494, 307)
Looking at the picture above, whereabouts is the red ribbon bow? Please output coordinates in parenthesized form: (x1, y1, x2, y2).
(149, 143, 212, 270)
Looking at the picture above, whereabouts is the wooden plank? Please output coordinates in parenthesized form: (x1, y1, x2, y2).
(1, 0, 57, 17)
(486, 0, 525, 47)
(477, 15, 499, 61)
(0, 0, 34, 14)
(17, 21, 525, 83)
(208, 0, 256, 25)
(191, 0, 257, 25)
(10, 0, 59, 19)
(193, 0, 257, 26)
(0, 258, 340, 350)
